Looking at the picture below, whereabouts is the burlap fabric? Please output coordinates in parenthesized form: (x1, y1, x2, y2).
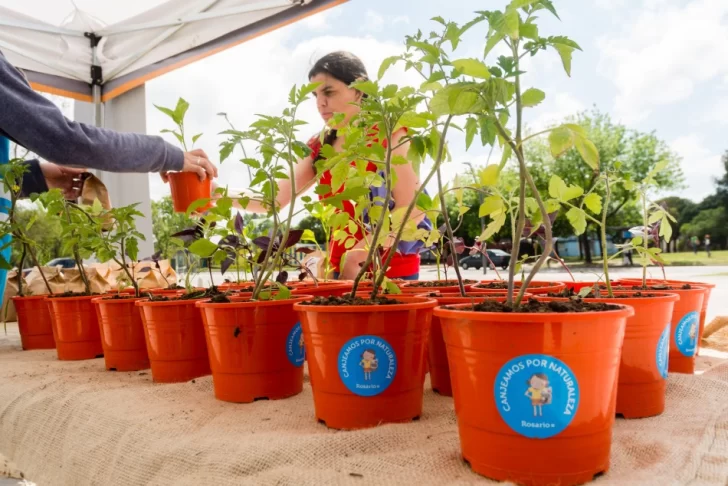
(1, 322, 727, 486)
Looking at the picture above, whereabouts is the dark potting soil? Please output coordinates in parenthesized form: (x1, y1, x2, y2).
(406, 279, 476, 288)
(447, 298, 621, 314)
(147, 287, 224, 302)
(103, 294, 136, 300)
(547, 288, 660, 299)
(629, 283, 691, 291)
(302, 295, 400, 306)
(53, 291, 100, 298)
(474, 281, 510, 289)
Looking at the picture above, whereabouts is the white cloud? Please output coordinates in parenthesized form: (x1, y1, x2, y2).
(665, 134, 722, 201)
(299, 7, 342, 30)
(526, 93, 586, 132)
(597, 0, 728, 124)
(391, 15, 410, 25)
(361, 10, 385, 33)
(594, 0, 628, 9)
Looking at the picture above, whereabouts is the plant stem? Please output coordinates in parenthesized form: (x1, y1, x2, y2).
(642, 192, 648, 289)
(601, 173, 613, 297)
(119, 238, 139, 298)
(64, 204, 91, 294)
(17, 244, 26, 297)
(373, 116, 454, 294)
(437, 166, 466, 296)
(27, 245, 52, 295)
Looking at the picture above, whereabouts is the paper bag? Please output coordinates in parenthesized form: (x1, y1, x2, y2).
(63, 267, 111, 294)
(26, 266, 66, 295)
(80, 173, 112, 229)
(2, 270, 19, 322)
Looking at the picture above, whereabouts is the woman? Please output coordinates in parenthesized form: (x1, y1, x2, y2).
(230, 51, 428, 280)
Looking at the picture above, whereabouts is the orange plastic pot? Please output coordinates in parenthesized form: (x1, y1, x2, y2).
(619, 278, 714, 344)
(168, 172, 211, 213)
(418, 292, 510, 397)
(46, 295, 103, 360)
(400, 280, 475, 294)
(562, 281, 625, 292)
(12, 295, 56, 350)
(473, 281, 566, 295)
(92, 297, 150, 371)
(434, 302, 632, 486)
(294, 295, 437, 430)
(291, 281, 352, 297)
(136, 299, 211, 383)
(196, 295, 312, 403)
(539, 292, 679, 418)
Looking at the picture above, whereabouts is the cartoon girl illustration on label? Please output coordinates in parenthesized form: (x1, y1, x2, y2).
(360, 349, 378, 380)
(298, 333, 305, 354)
(525, 373, 551, 417)
(688, 321, 697, 344)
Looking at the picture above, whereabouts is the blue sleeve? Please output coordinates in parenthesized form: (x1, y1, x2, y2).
(0, 52, 184, 173)
(19, 159, 48, 197)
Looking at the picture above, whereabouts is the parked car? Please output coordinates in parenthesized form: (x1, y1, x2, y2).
(46, 257, 77, 269)
(458, 254, 485, 271)
(486, 249, 511, 269)
(419, 249, 437, 264)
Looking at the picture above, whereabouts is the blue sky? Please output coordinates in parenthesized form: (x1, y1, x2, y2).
(145, 0, 728, 203)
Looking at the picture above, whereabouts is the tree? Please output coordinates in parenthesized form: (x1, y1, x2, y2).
(10, 201, 64, 267)
(295, 216, 327, 244)
(680, 207, 727, 248)
(525, 109, 683, 263)
(151, 196, 195, 259)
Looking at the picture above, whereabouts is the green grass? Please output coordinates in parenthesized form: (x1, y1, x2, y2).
(659, 250, 728, 266)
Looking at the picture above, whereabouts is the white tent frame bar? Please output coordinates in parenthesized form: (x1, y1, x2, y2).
(97, 0, 299, 36)
(0, 18, 83, 36)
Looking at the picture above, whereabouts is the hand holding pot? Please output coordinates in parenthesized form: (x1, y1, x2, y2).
(161, 149, 217, 182)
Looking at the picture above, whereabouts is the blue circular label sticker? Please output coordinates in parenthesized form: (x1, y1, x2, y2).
(656, 324, 670, 379)
(675, 312, 699, 357)
(494, 354, 580, 439)
(338, 335, 397, 397)
(286, 322, 305, 367)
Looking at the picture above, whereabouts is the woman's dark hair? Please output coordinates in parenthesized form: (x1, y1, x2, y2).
(309, 52, 369, 160)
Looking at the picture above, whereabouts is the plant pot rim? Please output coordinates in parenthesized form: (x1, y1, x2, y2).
(92, 296, 146, 305)
(537, 291, 680, 303)
(135, 298, 204, 307)
(433, 302, 635, 321)
(293, 295, 438, 313)
(12, 294, 50, 301)
(416, 291, 532, 301)
(616, 285, 707, 294)
(195, 295, 313, 308)
(619, 278, 716, 289)
(45, 294, 98, 302)
(477, 280, 563, 287)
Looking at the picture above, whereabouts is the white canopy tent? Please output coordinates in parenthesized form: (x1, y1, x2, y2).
(0, 0, 346, 256)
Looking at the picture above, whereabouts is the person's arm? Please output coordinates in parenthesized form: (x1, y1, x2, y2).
(19, 159, 48, 197)
(0, 52, 183, 174)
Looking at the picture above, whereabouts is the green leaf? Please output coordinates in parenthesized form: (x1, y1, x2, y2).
(648, 210, 664, 225)
(479, 196, 504, 217)
(185, 198, 212, 216)
(189, 239, 218, 258)
(538, 0, 560, 19)
(520, 22, 538, 40)
(330, 161, 350, 192)
(301, 229, 317, 243)
(420, 81, 443, 92)
(548, 175, 583, 202)
(385, 280, 402, 295)
(391, 155, 409, 166)
(299, 81, 321, 100)
(509, 0, 540, 9)
(503, 9, 520, 39)
(465, 118, 478, 149)
(154, 105, 177, 122)
(566, 207, 587, 235)
(564, 123, 587, 137)
(378, 56, 399, 79)
(275, 282, 292, 300)
(660, 215, 673, 242)
(451, 59, 491, 79)
(521, 88, 545, 107)
(416, 192, 433, 210)
(631, 236, 643, 247)
(480, 212, 507, 240)
(399, 112, 429, 128)
(574, 136, 600, 171)
(174, 98, 190, 124)
(479, 165, 500, 187)
(552, 43, 575, 77)
(414, 40, 441, 58)
(583, 193, 603, 214)
(548, 126, 574, 158)
(499, 144, 513, 169)
(191, 133, 203, 145)
(382, 84, 398, 98)
(484, 32, 505, 57)
(351, 80, 378, 97)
